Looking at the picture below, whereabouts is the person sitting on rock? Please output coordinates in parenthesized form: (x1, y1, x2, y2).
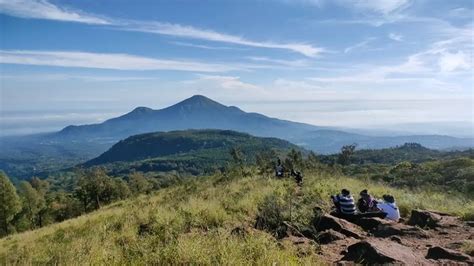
(357, 189, 379, 213)
(331, 189, 357, 216)
(377, 194, 400, 222)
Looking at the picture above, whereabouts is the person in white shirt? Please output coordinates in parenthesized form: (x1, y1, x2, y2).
(377, 194, 400, 222)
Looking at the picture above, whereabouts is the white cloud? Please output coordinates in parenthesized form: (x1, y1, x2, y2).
(170, 41, 242, 50)
(1, 73, 159, 82)
(448, 7, 473, 19)
(0, 50, 241, 72)
(122, 22, 324, 57)
(344, 38, 375, 53)
(338, 0, 412, 15)
(388, 33, 403, 42)
(0, 0, 324, 57)
(279, 0, 325, 8)
(246, 56, 310, 67)
(0, 0, 110, 24)
(438, 51, 470, 72)
(184, 75, 262, 91)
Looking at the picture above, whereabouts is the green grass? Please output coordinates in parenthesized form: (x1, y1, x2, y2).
(1, 171, 473, 264)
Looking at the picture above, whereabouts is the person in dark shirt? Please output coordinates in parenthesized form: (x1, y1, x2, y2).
(275, 158, 284, 178)
(357, 189, 379, 213)
(290, 169, 303, 186)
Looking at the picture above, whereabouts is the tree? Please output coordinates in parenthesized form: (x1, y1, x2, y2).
(230, 147, 245, 174)
(256, 150, 277, 176)
(75, 168, 116, 210)
(0, 171, 21, 236)
(114, 179, 131, 199)
(286, 149, 303, 170)
(128, 172, 151, 195)
(30, 177, 49, 227)
(305, 151, 319, 169)
(18, 181, 45, 229)
(337, 144, 357, 165)
(230, 147, 244, 166)
(48, 192, 82, 222)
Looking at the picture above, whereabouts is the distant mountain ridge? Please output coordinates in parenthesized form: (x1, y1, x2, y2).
(56, 95, 320, 142)
(53, 95, 473, 153)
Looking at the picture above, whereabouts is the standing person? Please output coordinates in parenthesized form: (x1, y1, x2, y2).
(377, 195, 400, 222)
(275, 158, 284, 178)
(291, 169, 303, 186)
(331, 189, 357, 216)
(357, 189, 379, 213)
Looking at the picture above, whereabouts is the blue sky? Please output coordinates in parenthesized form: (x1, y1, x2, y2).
(0, 0, 473, 136)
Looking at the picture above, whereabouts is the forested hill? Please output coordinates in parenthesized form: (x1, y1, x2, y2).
(85, 129, 300, 168)
(322, 143, 474, 165)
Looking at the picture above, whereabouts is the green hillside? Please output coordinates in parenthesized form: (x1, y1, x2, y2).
(1, 169, 473, 264)
(85, 129, 301, 175)
(321, 143, 474, 164)
(320, 143, 474, 195)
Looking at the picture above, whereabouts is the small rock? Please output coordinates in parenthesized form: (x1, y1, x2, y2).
(465, 221, 474, 227)
(408, 210, 441, 229)
(316, 229, 345, 244)
(426, 246, 472, 262)
(438, 230, 449, 235)
(138, 223, 152, 236)
(390, 236, 402, 244)
(231, 226, 248, 237)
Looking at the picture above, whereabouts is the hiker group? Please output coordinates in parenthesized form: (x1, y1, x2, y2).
(331, 189, 400, 222)
(275, 158, 303, 186)
(274, 158, 400, 222)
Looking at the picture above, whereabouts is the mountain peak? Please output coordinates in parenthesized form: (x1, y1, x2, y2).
(131, 106, 153, 113)
(167, 95, 226, 110)
(181, 95, 219, 105)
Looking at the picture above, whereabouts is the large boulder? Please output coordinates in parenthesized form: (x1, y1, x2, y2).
(408, 210, 442, 228)
(426, 246, 472, 262)
(339, 239, 430, 264)
(312, 214, 364, 239)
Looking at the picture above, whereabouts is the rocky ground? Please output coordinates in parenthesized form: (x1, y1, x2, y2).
(279, 209, 474, 265)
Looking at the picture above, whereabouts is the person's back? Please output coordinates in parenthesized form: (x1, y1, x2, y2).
(332, 189, 356, 215)
(377, 195, 400, 222)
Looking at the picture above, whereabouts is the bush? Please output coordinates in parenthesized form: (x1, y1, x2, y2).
(254, 193, 289, 238)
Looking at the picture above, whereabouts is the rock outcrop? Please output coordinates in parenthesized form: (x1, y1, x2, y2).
(408, 210, 442, 228)
(339, 239, 430, 264)
(426, 246, 472, 262)
(312, 214, 364, 239)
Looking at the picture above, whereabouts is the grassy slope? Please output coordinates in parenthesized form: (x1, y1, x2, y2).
(1, 171, 473, 265)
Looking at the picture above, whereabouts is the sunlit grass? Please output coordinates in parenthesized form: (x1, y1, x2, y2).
(1, 171, 472, 264)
